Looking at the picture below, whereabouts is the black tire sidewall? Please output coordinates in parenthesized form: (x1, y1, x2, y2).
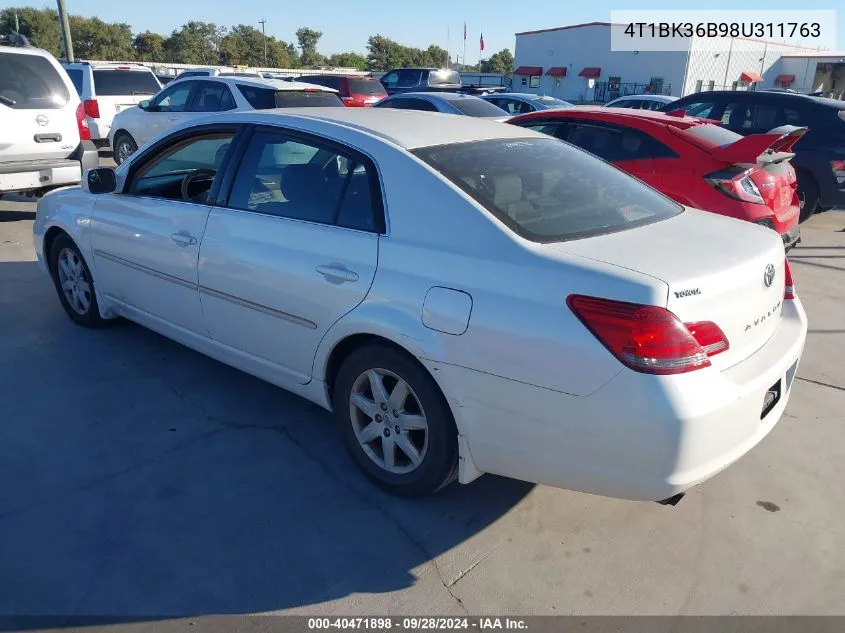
(49, 234, 106, 328)
(797, 170, 818, 222)
(114, 133, 136, 165)
(333, 345, 458, 497)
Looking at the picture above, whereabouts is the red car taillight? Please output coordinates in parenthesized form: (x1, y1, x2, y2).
(567, 295, 728, 375)
(75, 102, 91, 141)
(83, 98, 100, 119)
(705, 169, 764, 205)
(784, 258, 796, 300)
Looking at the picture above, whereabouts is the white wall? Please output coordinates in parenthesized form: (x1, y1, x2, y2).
(513, 24, 688, 101)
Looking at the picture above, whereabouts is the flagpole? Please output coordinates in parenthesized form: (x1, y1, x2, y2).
(447, 26, 450, 68)
(463, 22, 467, 71)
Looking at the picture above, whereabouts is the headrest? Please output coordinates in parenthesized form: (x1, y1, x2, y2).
(492, 173, 523, 207)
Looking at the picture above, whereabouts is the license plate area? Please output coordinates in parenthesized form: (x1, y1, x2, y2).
(761, 378, 782, 420)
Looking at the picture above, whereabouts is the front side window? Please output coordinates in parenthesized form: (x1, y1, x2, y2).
(414, 137, 681, 242)
(192, 82, 235, 112)
(0, 54, 70, 110)
(93, 70, 160, 96)
(227, 129, 380, 231)
(152, 82, 194, 112)
(380, 72, 399, 87)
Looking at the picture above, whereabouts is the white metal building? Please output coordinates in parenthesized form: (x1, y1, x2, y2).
(513, 22, 845, 102)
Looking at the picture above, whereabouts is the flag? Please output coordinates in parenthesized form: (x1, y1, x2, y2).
(480, 32, 484, 51)
(463, 22, 467, 40)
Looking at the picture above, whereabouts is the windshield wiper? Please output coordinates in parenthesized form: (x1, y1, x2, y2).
(0, 95, 17, 106)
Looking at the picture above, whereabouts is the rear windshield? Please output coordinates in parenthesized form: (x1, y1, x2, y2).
(237, 85, 343, 108)
(429, 70, 461, 86)
(349, 79, 386, 95)
(176, 71, 208, 79)
(93, 70, 160, 96)
(450, 97, 510, 118)
(684, 124, 743, 147)
(413, 137, 682, 243)
(0, 53, 70, 110)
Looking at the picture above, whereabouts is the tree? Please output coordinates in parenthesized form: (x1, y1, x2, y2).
(0, 7, 62, 56)
(479, 48, 514, 75)
(163, 21, 226, 65)
(327, 51, 367, 70)
(133, 31, 165, 61)
(424, 45, 449, 68)
(220, 24, 266, 66)
(70, 16, 134, 60)
(296, 27, 324, 67)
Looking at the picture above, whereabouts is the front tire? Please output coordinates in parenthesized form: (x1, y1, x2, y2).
(113, 132, 137, 166)
(49, 234, 108, 328)
(333, 344, 459, 497)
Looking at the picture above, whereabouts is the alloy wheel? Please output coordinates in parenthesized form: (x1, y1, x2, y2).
(56, 247, 92, 315)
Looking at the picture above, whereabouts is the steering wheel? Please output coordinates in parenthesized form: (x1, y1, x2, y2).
(180, 169, 217, 202)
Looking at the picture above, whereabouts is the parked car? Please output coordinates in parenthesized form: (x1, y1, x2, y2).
(373, 92, 510, 120)
(298, 74, 387, 107)
(510, 107, 803, 249)
(604, 95, 678, 110)
(62, 61, 162, 149)
(34, 108, 807, 501)
(662, 90, 845, 219)
(481, 92, 574, 115)
(174, 67, 263, 80)
(0, 34, 97, 195)
(109, 76, 342, 164)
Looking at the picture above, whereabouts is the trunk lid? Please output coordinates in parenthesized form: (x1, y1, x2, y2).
(547, 209, 786, 369)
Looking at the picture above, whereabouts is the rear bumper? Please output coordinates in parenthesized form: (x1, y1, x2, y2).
(429, 298, 808, 501)
(0, 155, 85, 193)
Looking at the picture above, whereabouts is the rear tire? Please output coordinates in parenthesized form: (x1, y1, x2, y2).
(49, 233, 109, 328)
(113, 132, 137, 166)
(333, 343, 458, 497)
(796, 170, 819, 222)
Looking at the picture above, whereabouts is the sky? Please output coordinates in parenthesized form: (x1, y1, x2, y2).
(2, 0, 843, 60)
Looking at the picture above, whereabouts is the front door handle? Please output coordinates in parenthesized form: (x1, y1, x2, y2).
(170, 232, 197, 246)
(316, 264, 359, 283)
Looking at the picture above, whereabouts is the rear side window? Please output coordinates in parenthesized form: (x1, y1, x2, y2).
(237, 85, 343, 108)
(0, 53, 70, 110)
(450, 97, 511, 118)
(563, 123, 678, 161)
(678, 100, 717, 118)
(348, 79, 386, 96)
(65, 68, 84, 95)
(413, 137, 682, 242)
(93, 70, 160, 96)
(192, 82, 235, 112)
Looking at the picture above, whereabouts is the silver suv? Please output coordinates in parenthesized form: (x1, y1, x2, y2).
(0, 34, 97, 196)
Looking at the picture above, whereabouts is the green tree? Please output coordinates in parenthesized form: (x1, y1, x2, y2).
(365, 34, 404, 70)
(296, 27, 324, 67)
(163, 21, 225, 65)
(327, 51, 367, 70)
(479, 48, 514, 75)
(220, 24, 266, 66)
(70, 16, 134, 60)
(424, 45, 449, 68)
(268, 39, 298, 68)
(0, 7, 62, 56)
(133, 31, 165, 62)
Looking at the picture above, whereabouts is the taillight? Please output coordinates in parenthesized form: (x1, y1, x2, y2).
(75, 102, 91, 141)
(83, 98, 100, 119)
(784, 258, 796, 300)
(832, 160, 845, 185)
(567, 295, 728, 375)
(705, 169, 764, 205)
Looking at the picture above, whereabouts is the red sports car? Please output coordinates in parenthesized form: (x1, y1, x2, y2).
(509, 108, 803, 249)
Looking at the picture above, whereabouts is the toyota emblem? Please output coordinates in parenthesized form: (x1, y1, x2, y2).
(763, 264, 776, 288)
(35, 114, 49, 126)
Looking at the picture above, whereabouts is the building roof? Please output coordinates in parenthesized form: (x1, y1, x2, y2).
(515, 21, 613, 36)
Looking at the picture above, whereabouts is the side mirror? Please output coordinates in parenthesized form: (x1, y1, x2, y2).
(83, 167, 117, 195)
(138, 99, 151, 111)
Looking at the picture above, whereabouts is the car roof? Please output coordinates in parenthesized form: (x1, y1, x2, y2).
(169, 75, 339, 93)
(188, 107, 539, 150)
(63, 62, 153, 71)
(676, 90, 845, 109)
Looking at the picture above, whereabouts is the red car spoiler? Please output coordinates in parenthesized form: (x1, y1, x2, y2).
(709, 125, 808, 165)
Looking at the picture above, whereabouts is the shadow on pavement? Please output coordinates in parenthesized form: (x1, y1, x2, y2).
(0, 260, 534, 624)
(0, 210, 35, 222)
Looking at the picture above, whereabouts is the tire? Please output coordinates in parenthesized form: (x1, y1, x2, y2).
(333, 343, 459, 497)
(49, 233, 109, 328)
(796, 170, 819, 222)
(113, 132, 137, 166)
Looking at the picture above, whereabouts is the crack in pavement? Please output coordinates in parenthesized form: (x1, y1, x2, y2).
(797, 376, 845, 392)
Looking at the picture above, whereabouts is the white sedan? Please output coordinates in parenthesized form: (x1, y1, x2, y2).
(33, 108, 807, 500)
(108, 76, 342, 165)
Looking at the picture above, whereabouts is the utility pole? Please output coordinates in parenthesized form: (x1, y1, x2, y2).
(258, 18, 267, 67)
(56, 0, 74, 61)
(14, 12, 19, 32)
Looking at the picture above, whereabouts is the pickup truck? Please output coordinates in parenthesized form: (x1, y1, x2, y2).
(379, 68, 507, 96)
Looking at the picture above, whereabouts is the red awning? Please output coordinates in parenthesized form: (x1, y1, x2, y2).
(776, 74, 796, 85)
(514, 66, 543, 75)
(579, 67, 601, 78)
(740, 71, 764, 83)
(546, 67, 567, 77)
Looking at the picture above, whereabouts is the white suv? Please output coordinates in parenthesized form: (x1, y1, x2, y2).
(62, 62, 161, 149)
(0, 34, 97, 195)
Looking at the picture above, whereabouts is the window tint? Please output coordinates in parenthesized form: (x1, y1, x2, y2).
(387, 98, 437, 112)
(152, 82, 194, 112)
(522, 122, 564, 136)
(237, 85, 343, 108)
(192, 82, 235, 112)
(497, 98, 533, 115)
(428, 70, 461, 86)
(535, 96, 571, 108)
(93, 70, 160, 96)
(395, 70, 423, 88)
(380, 72, 399, 87)
(65, 68, 84, 95)
(303, 75, 341, 89)
(563, 123, 677, 162)
(413, 138, 681, 243)
(0, 54, 69, 110)
(680, 101, 716, 118)
(450, 96, 511, 117)
(348, 79, 386, 96)
(228, 129, 379, 231)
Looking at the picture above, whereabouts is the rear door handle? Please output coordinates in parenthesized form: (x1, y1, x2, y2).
(170, 232, 197, 246)
(316, 264, 359, 283)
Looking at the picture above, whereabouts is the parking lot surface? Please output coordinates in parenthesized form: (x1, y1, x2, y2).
(1, 183, 844, 621)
